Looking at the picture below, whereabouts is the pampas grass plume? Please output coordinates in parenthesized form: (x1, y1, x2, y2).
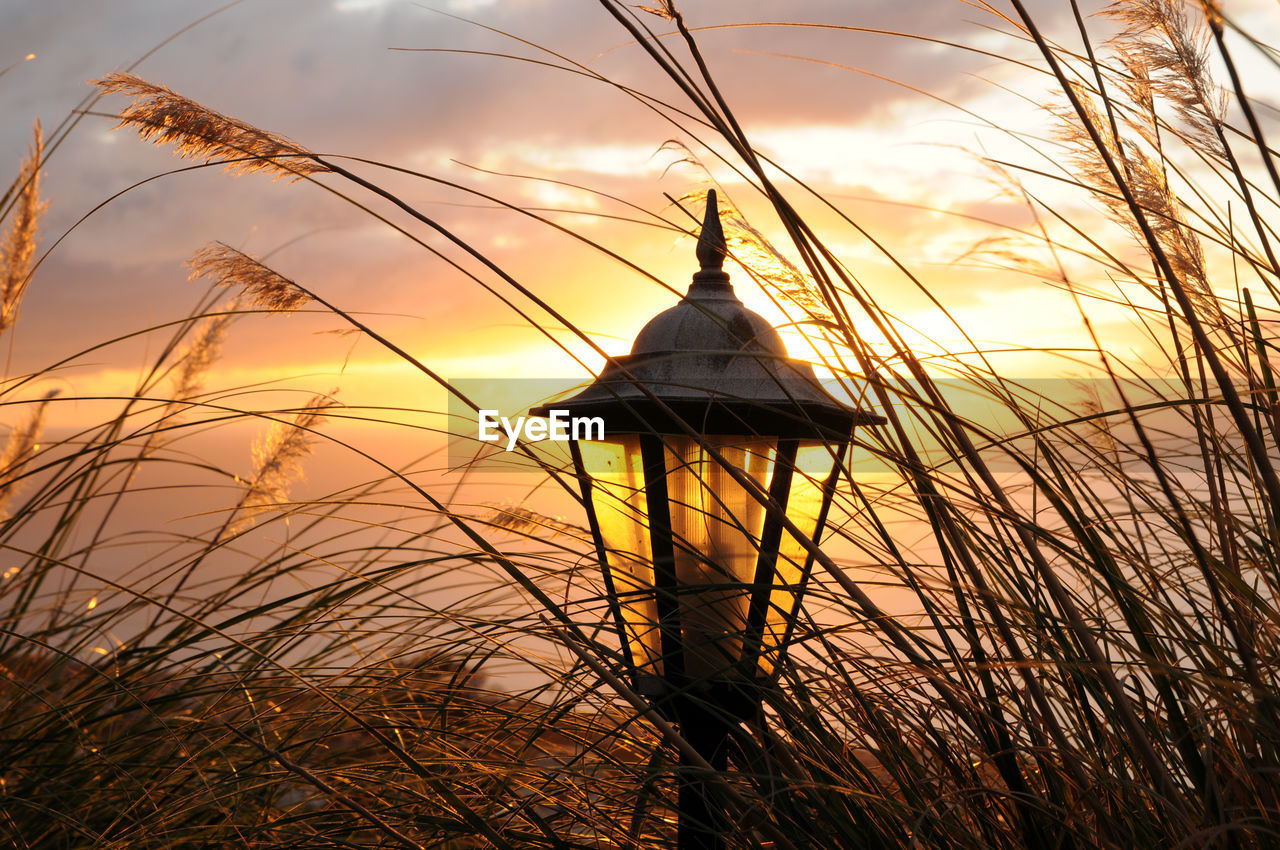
(94, 72, 328, 181)
(232, 391, 337, 533)
(0, 122, 47, 335)
(0, 390, 58, 517)
(187, 242, 313, 312)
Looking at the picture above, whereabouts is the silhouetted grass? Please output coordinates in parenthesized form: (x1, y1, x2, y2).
(5, 1, 1280, 847)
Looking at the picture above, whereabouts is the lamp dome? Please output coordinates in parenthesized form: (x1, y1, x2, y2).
(532, 190, 881, 437)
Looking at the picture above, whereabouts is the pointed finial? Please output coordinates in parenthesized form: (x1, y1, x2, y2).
(696, 189, 726, 273)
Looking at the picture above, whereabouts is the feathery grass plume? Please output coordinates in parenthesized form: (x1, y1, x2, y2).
(1118, 53, 1158, 136)
(1107, 0, 1226, 156)
(171, 306, 236, 403)
(93, 72, 328, 180)
(0, 390, 58, 517)
(187, 243, 312, 312)
(146, 304, 239, 453)
(1055, 84, 1218, 318)
(0, 122, 48, 334)
(632, 1, 677, 20)
(233, 391, 337, 533)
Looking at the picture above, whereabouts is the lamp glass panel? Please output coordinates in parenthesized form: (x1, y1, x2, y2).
(580, 435, 840, 686)
(755, 441, 838, 676)
(577, 436, 661, 676)
(663, 436, 776, 682)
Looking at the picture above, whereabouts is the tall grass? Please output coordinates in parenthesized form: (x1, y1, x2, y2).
(4, 0, 1280, 847)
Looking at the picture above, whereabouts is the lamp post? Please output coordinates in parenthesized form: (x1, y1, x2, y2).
(535, 191, 880, 848)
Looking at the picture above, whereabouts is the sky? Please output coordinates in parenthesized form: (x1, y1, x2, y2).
(1, 0, 1278, 431)
(5, 0, 1280, 642)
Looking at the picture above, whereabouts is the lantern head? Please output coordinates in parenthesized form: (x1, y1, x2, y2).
(533, 191, 881, 717)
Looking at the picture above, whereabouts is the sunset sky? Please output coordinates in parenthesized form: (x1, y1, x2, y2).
(5, 0, 1280, 680)
(3, 0, 1279, 435)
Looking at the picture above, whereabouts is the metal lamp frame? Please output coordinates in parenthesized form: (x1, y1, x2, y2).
(535, 190, 881, 848)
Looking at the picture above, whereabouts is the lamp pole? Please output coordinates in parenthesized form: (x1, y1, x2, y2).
(536, 190, 881, 848)
(675, 699, 732, 849)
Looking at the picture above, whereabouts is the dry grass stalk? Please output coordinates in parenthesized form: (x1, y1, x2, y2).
(187, 243, 312, 312)
(93, 72, 328, 180)
(0, 122, 48, 335)
(234, 392, 337, 532)
(0, 390, 58, 517)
